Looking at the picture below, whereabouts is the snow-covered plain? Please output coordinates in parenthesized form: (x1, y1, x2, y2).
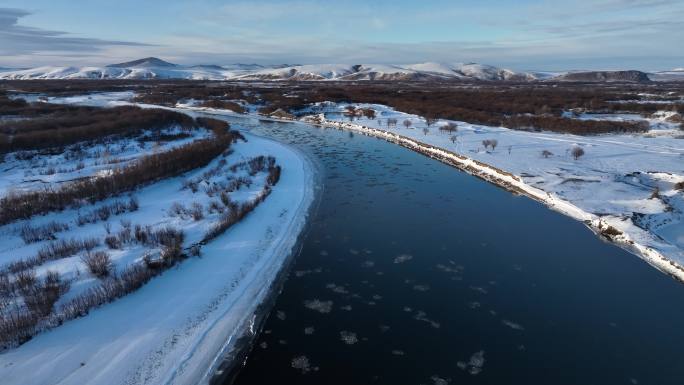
(297, 102, 684, 280)
(0, 95, 316, 385)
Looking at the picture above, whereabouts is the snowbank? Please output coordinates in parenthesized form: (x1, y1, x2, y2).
(0, 133, 316, 385)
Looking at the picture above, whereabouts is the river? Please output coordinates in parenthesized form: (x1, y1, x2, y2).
(203, 116, 684, 385)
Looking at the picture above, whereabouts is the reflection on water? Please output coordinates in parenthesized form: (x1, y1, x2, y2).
(222, 116, 684, 385)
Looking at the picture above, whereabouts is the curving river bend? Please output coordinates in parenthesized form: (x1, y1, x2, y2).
(208, 116, 684, 385)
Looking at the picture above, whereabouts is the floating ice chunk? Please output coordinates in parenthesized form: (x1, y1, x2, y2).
(325, 283, 349, 294)
(394, 254, 413, 264)
(291, 355, 318, 374)
(469, 286, 488, 294)
(340, 331, 358, 345)
(502, 319, 525, 331)
(414, 310, 440, 328)
(431, 375, 451, 385)
(457, 350, 485, 375)
(303, 299, 333, 313)
(304, 326, 315, 335)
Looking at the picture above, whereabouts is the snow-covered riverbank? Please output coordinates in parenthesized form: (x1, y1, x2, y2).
(296, 103, 684, 282)
(0, 123, 317, 384)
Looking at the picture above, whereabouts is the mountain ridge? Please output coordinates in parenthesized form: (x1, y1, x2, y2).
(0, 57, 681, 82)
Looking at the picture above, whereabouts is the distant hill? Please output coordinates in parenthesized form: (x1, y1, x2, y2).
(554, 70, 651, 83)
(107, 57, 177, 68)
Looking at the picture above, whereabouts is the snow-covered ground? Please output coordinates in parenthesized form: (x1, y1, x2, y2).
(298, 102, 684, 280)
(0, 95, 316, 384)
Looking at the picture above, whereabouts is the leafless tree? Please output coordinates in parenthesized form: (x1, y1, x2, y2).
(403, 119, 412, 129)
(439, 122, 458, 133)
(450, 135, 458, 144)
(425, 116, 438, 127)
(571, 146, 585, 160)
(423, 128, 429, 135)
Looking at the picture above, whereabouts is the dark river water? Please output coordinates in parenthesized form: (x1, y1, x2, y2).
(223, 117, 684, 385)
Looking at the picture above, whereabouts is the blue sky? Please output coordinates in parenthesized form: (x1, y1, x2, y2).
(1, 0, 682, 70)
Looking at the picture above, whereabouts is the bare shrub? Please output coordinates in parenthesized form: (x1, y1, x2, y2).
(267, 165, 282, 186)
(198, 99, 246, 113)
(15, 269, 37, 293)
(127, 196, 139, 211)
(81, 251, 113, 278)
(169, 202, 186, 217)
(37, 238, 99, 263)
(361, 108, 376, 119)
(650, 187, 661, 200)
(104, 235, 121, 249)
(189, 202, 204, 221)
(248, 156, 267, 175)
(542, 150, 553, 158)
(23, 271, 68, 316)
(134, 224, 151, 244)
(117, 225, 133, 245)
(19, 221, 69, 244)
(571, 146, 585, 160)
(76, 199, 138, 226)
(208, 200, 225, 214)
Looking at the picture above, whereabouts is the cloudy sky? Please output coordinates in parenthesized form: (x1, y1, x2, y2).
(1, 0, 682, 70)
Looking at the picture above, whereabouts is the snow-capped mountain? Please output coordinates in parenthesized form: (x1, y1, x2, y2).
(0, 58, 538, 81)
(0, 57, 679, 82)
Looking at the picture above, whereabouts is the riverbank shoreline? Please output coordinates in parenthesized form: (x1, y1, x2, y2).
(301, 113, 684, 284)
